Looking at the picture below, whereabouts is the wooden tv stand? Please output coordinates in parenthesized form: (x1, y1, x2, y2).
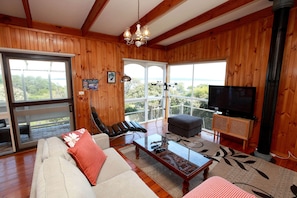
(212, 114, 254, 150)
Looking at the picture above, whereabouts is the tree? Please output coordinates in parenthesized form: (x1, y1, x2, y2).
(0, 75, 67, 101)
(193, 84, 208, 98)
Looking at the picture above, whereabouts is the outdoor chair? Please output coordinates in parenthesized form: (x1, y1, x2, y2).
(0, 119, 30, 143)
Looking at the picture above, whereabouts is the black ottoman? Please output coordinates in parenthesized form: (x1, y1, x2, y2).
(168, 114, 202, 138)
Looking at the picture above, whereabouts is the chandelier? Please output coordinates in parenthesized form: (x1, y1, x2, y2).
(123, 0, 150, 47)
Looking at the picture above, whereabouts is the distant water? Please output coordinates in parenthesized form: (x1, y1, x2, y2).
(170, 78, 224, 87)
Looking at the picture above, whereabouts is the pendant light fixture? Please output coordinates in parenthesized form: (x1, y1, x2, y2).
(123, 0, 150, 47)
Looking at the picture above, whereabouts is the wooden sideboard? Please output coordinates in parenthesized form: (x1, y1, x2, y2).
(212, 114, 254, 149)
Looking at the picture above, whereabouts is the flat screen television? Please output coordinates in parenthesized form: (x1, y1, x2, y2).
(208, 85, 256, 119)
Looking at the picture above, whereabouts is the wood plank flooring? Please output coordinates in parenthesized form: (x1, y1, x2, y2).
(1, 120, 297, 198)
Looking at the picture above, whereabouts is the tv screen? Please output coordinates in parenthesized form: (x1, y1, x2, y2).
(208, 85, 256, 119)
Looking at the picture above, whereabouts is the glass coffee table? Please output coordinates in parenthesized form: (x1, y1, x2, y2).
(133, 134, 212, 195)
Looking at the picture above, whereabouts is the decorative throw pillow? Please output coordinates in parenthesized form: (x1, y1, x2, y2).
(61, 128, 87, 147)
(68, 131, 107, 185)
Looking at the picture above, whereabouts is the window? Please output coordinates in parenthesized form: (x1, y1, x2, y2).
(169, 61, 226, 130)
(124, 59, 166, 123)
(9, 59, 68, 101)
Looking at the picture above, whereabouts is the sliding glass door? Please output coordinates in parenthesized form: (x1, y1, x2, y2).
(1, 53, 75, 150)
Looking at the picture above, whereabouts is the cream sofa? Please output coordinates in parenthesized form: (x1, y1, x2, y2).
(30, 133, 158, 198)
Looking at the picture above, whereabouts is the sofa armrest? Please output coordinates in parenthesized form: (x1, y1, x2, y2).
(93, 133, 110, 149)
(30, 139, 46, 198)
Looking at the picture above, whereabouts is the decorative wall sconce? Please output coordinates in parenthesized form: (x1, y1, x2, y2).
(121, 74, 132, 82)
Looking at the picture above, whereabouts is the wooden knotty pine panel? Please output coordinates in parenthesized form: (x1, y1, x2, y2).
(167, 15, 273, 149)
(167, 6, 297, 157)
(1, 5, 297, 157)
(0, 23, 167, 131)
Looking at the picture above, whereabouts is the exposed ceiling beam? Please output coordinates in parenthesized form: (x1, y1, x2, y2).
(0, 14, 28, 27)
(22, 0, 32, 28)
(81, 0, 109, 36)
(0, 13, 83, 36)
(148, 0, 254, 47)
(118, 0, 185, 42)
(32, 21, 83, 36)
(139, 0, 185, 26)
(166, 6, 273, 50)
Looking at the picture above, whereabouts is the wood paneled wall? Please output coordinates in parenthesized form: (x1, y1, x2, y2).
(0, 24, 167, 131)
(167, 16, 272, 148)
(0, 4, 297, 157)
(167, 6, 297, 157)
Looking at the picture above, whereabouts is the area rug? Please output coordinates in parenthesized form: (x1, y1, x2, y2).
(118, 132, 297, 198)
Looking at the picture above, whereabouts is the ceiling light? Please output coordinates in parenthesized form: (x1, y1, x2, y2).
(123, 0, 150, 47)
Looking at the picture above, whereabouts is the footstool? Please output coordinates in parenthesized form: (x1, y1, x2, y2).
(168, 114, 202, 138)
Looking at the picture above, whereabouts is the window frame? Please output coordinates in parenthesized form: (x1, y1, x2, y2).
(168, 60, 227, 131)
(123, 58, 167, 123)
(1, 52, 75, 150)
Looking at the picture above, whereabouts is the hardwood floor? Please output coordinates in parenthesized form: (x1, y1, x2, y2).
(0, 148, 36, 198)
(1, 120, 297, 198)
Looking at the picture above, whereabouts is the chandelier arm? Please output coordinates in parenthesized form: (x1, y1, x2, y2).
(126, 39, 134, 45)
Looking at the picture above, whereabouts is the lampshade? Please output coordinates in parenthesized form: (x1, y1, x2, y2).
(121, 74, 131, 82)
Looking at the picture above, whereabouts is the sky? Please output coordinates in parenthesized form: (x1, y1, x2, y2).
(125, 61, 226, 87)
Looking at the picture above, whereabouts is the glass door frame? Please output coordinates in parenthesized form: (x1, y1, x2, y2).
(1, 52, 75, 150)
(0, 54, 15, 154)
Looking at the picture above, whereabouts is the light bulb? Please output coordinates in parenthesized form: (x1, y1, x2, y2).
(142, 26, 150, 39)
(123, 28, 132, 41)
(135, 41, 142, 47)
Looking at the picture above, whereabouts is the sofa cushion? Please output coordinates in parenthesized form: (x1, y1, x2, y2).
(68, 131, 107, 185)
(42, 136, 76, 165)
(61, 128, 87, 147)
(96, 148, 132, 184)
(36, 157, 96, 198)
(93, 171, 158, 198)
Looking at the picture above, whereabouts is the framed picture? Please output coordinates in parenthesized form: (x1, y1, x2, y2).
(82, 79, 98, 90)
(107, 71, 116, 83)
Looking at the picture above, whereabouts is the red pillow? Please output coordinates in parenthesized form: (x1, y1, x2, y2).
(68, 131, 107, 185)
(62, 128, 87, 147)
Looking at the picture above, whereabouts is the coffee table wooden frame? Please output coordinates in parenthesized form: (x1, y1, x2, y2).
(133, 134, 212, 195)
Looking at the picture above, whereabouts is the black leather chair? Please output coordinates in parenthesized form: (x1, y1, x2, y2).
(90, 107, 146, 137)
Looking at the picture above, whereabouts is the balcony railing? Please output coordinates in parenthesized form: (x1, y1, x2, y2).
(169, 104, 214, 131)
(125, 104, 215, 131)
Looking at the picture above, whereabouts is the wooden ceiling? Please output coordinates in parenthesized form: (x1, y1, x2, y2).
(0, 0, 273, 49)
